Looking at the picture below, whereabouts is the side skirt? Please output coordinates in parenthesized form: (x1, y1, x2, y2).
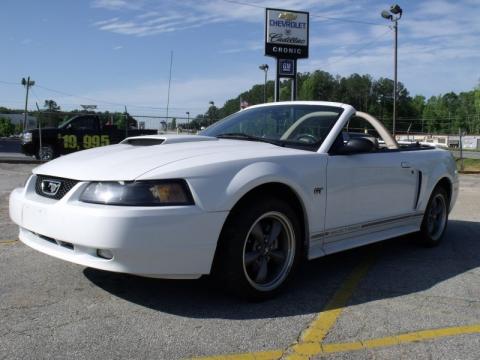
(308, 213, 424, 260)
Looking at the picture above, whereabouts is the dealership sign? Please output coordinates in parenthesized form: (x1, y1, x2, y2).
(265, 8, 309, 59)
(278, 59, 296, 78)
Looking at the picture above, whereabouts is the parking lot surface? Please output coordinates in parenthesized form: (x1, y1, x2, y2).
(1, 163, 479, 359)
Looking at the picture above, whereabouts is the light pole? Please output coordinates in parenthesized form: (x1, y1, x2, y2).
(21, 77, 35, 131)
(259, 64, 269, 103)
(208, 101, 215, 126)
(381, 4, 402, 137)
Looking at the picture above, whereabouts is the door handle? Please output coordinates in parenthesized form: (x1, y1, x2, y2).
(401, 161, 411, 168)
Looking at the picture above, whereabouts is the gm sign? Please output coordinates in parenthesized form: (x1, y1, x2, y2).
(265, 8, 309, 59)
(278, 59, 296, 78)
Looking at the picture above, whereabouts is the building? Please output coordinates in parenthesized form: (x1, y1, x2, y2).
(396, 134, 480, 150)
(0, 113, 37, 129)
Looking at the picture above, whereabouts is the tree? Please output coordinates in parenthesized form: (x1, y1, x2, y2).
(170, 118, 177, 130)
(0, 117, 15, 137)
(39, 99, 63, 127)
(44, 100, 60, 112)
(299, 70, 337, 101)
(205, 104, 220, 125)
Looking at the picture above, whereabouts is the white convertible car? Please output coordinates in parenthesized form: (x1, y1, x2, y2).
(10, 101, 458, 299)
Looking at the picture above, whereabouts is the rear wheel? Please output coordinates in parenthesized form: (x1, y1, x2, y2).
(417, 186, 449, 247)
(214, 197, 302, 300)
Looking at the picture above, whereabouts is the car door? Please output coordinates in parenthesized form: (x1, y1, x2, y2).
(59, 116, 99, 153)
(324, 118, 419, 250)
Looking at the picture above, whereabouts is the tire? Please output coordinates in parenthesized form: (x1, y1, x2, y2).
(417, 186, 449, 247)
(213, 197, 303, 300)
(36, 145, 55, 161)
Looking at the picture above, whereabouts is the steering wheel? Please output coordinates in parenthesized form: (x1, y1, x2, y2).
(293, 133, 319, 144)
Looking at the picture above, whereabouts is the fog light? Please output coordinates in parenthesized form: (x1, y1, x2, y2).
(97, 249, 113, 259)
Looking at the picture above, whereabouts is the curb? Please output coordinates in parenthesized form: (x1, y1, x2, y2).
(458, 171, 480, 175)
(0, 158, 44, 164)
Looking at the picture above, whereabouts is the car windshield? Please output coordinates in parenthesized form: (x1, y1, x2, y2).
(200, 104, 343, 151)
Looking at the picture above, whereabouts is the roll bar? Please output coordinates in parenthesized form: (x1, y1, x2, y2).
(355, 111, 399, 150)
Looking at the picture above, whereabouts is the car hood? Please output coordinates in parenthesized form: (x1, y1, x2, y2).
(33, 135, 298, 181)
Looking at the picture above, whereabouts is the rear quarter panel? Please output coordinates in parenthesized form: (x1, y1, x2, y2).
(401, 148, 458, 212)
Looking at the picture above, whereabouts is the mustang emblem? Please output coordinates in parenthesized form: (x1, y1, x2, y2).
(41, 180, 62, 196)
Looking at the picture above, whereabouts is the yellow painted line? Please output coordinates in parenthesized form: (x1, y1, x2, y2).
(194, 324, 480, 360)
(320, 323, 480, 354)
(192, 255, 376, 360)
(283, 254, 376, 359)
(300, 255, 375, 343)
(0, 239, 18, 245)
(192, 349, 282, 360)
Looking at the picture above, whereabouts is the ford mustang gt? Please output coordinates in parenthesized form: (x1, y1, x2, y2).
(9, 101, 458, 299)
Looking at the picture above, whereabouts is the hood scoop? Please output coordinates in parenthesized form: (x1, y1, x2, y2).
(123, 138, 165, 146)
(121, 134, 218, 146)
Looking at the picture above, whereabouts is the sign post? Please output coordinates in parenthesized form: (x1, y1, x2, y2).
(265, 8, 309, 102)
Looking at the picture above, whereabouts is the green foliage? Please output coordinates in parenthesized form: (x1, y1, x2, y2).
(44, 100, 60, 112)
(0, 117, 15, 137)
(205, 71, 480, 135)
(170, 118, 176, 130)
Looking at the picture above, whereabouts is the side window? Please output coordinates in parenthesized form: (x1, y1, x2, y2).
(286, 114, 340, 141)
(71, 117, 96, 131)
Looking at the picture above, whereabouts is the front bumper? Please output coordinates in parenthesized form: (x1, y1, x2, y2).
(21, 142, 36, 157)
(9, 176, 229, 279)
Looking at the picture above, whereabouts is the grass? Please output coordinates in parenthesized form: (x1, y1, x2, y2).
(456, 158, 480, 172)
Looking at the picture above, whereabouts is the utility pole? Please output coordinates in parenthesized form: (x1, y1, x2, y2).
(165, 51, 173, 131)
(21, 77, 35, 131)
(393, 18, 398, 137)
(381, 4, 403, 137)
(258, 64, 269, 103)
(35, 102, 43, 159)
(124, 105, 128, 139)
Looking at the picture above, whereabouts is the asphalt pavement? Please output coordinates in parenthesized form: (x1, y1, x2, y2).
(0, 164, 479, 359)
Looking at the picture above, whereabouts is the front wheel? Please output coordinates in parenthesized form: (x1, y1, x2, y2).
(36, 145, 55, 161)
(417, 186, 449, 247)
(214, 198, 302, 300)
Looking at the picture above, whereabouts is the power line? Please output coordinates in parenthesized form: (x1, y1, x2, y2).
(219, 0, 386, 27)
(0, 80, 20, 86)
(34, 84, 197, 110)
(35, 84, 127, 107)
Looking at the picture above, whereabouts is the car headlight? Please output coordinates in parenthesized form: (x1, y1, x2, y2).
(79, 180, 194, 206)
(22, 132, 32, 143)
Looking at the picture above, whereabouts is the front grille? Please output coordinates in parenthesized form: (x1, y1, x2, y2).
(35, 175, 79, 200)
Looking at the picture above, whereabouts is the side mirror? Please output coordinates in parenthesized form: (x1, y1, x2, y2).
(338, 138, 375, 155)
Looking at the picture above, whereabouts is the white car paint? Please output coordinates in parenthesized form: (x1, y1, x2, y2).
(9, 101, 458, 279)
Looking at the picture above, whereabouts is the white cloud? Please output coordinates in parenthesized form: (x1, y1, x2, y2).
(218, 41, 263, 54)
(90, 0, 367, 37)
(84, 0, 480, 100)
(113, 45, 123, 50)
(91, 0, 143, 10)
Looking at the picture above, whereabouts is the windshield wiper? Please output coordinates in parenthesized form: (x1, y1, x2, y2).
(216, 133, 283, 145)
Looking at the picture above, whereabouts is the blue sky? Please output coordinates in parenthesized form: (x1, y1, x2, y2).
(1, 0, 479, 117)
